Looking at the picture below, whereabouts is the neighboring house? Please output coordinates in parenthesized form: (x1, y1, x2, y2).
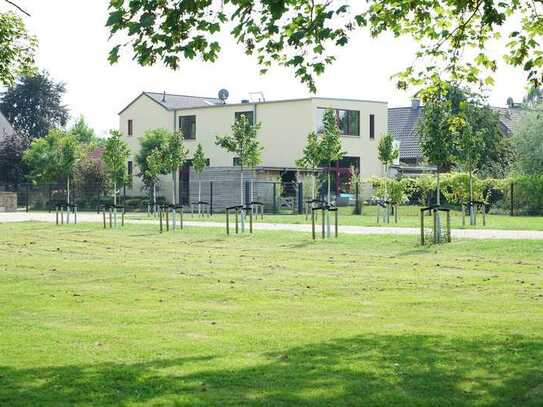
(388, 99, 523, 175)
(119, 92, 388, 206)
(0, 110, 16, 142)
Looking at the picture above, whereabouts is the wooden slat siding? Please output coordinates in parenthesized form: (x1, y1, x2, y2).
(187, 168, 261, 211)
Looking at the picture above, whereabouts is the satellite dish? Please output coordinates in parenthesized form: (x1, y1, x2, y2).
(218, 89, 229, 103)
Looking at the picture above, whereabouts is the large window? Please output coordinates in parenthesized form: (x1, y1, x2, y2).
(179, 115, 196, 140)
(235, 111, 254, 125)
(317, 108, 360, 136)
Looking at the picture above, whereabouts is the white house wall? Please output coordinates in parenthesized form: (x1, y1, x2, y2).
(119, 94, 388, 201)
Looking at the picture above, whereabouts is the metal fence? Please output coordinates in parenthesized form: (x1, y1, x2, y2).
(3, 176, 541, 216)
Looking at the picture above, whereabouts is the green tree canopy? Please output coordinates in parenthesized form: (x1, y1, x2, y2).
(216, 114, 262, 171)
(103, 130, 130, 205)
(70, 116, 102, 146)
(1, 72, 69, 140)
(22, 128, 79, 185)
(146, 130, 188, 206)
(0, 10, 37, 86)
(136, 128, 170, 190)
(377, 133, 399, 169)
(107, 1, 543, 94)
(192, 143, 208, 176)
(514, 107, 543, 176)
(296, 132, 322, 172)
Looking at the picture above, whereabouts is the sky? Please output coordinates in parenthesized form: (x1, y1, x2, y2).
(3, 0, 529, 137)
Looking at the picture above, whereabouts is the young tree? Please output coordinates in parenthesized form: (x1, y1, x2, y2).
(377, 132, 399, 207)
(419, 92, 458, 208)
(70, 116, 102, 146)
(192, 143, 208, 211)
(0, 11, 37, 86)
(216, 114, 262, 231)
(136, 128, 170, 211)
(216, 114, 262, 203)
(72, 147, 110, 206)
(450, 110, 485, 225)
(146, 131, 188, 230)
(23, 129, 79, 205)
(319, 109, 344, 204)
(102, 130, 130, 226)
(1, 72, 69, 140)
(296, 132, 322, 199)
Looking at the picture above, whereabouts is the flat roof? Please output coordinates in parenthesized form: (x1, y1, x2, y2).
(119, 93, 388, 114)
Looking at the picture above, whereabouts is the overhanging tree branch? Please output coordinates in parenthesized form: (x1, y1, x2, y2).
(4, 0, 31, 17)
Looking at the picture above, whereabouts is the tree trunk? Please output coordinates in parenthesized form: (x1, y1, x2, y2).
(435, 169, 441, 242)
(172, 171, 177, 230)
(240, 165, 245, 232)
(153, 182, 157, 214)
(469, 170, 474, 225)
(312, 171, 316, 200)
(327, 164, 331, 203)
(198, 174, 202, 216)
(113, 179, 117, 227)
(326, 163, 331, 237)
(67, 175, 70, 205)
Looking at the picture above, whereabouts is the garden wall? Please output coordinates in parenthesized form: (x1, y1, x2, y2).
(0, 192, 17, 212)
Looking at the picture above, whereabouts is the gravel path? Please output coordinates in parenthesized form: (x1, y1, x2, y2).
(1, 211, 543, 240)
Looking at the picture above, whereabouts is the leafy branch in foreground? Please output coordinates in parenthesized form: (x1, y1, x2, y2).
(107, 1, 543, 96)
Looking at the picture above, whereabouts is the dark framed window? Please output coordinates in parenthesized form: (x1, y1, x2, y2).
(317, 108, 360, 136)
(127, 160, 133, 176)
(233, 157, 241, 166)
(127, 120, 133, 136)
(369, 114, 375, 140)
(179, 115, 196, 140)
(235, 111, 254, 125)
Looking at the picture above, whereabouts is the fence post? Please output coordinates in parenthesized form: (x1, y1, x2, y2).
(312, 209, 316, 240)
(297, 182, 304, 214)
(510, 181, 514, 217)
(273, 183, 277, 214)
(334, 209, 338, 238)
(226, 209, 230, 235)
(420, 210, 424, 245)
(159, 206, 163, 233)
(447, 210, 451, 242)
(322, 208, 325, 239)
(210, 181, 213, 215)
(25, 184, 29, 212)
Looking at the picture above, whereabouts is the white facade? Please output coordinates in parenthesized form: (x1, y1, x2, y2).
(119, 92, 388, 200)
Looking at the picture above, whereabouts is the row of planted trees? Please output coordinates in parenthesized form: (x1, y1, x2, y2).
(22, 128, 130, 209)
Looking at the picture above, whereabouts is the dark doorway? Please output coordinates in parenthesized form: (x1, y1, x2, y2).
(179, 160, 192, 205)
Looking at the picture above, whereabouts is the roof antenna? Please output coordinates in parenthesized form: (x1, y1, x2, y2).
(162, 91, 166, 102)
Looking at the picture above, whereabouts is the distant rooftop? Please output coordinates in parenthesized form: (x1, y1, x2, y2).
(388, 99, 525, 161)
(144, 92, 222, 110)
(0, 110, 15, 139)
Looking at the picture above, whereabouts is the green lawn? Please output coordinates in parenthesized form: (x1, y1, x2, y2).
(1, 223, 542, 406)
(129, 206, 543, 231)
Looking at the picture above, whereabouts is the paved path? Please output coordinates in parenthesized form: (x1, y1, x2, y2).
(1, 212, 543, 240)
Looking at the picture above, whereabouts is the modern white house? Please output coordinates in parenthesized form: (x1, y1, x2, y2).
(119, 91, 388, 208)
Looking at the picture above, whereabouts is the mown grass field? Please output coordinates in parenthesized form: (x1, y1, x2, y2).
(128, 206, 543, 231)
(1, 222, 542, 406)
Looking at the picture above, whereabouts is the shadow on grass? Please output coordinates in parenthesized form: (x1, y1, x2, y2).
(2, 335, 543, 406)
